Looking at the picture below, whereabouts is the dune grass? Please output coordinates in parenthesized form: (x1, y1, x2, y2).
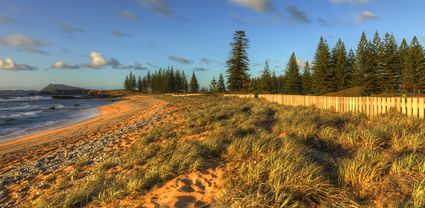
(32, 95, 425, 207)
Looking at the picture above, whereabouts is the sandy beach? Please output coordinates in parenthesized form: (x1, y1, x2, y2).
(0, 98, 127, 154)
(0, 95, 168, 206)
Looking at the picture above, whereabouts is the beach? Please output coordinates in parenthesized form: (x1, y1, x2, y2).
(0, 95, 168, 206)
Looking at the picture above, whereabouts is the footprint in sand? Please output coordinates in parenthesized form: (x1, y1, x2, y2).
(143, 169, 221, 208)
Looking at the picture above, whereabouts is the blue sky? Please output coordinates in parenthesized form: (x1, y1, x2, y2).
(0, 0, 424, 90)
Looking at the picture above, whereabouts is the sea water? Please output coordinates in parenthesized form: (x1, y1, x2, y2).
(0, 95, 107, 141)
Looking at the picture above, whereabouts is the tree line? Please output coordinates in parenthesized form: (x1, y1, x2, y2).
(225, 31, 425, 95)
(124, 67, 201, 93)
(124, 30, 425, 95)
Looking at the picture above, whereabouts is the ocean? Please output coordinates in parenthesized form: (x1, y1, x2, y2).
(0, 95, 107, 141)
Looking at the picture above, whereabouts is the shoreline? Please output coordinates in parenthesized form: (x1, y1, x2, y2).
(0, 95, 167, 206)
(0, 97, 131, 155)
(0, 106, 101, 144)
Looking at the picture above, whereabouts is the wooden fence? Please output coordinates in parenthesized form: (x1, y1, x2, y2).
(225, 94, 425, 119)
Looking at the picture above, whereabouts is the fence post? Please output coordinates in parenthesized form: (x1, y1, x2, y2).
(419, 98, 425, 119)
(391, 97, 396, 112)
(406, 97, 412, 116)
(412, 97, 418, 118)
(365, 97, 369, 116)
(382, 97, 386, 114)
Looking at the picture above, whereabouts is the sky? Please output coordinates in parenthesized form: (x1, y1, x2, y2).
(1, 0, 425, 90)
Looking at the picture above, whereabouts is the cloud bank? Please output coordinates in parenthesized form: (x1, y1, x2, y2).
(52, 51, 144, 70)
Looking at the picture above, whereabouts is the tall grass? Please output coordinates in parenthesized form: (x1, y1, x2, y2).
(32, 96, 425, 207)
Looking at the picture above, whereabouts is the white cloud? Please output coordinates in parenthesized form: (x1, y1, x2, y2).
(330, 0, 371, 5)
(52, 52, 141, 70)
(86, 51, 108, 68)
(0, 58, 36, 70)
(52, 61, 65, 69)
(297, 59, 306, 69)
(0, 58, 16, 69)
(356, 11, 377, 22)
(52, 61, 80, 69)
(0, 34, 47, 47)
(229, 0, 273, 13)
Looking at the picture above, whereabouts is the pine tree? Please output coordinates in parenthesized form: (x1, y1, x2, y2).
(346, 49, 355, 88)
(400, 38, 412, 92)
(141, 77, 148, 92)
(312, 37, 332, 94)
(260, 61, 272, 92)
(408, 37, 425, 94)
(372, 31, 384, 93)
(167, 67, 175, 92)
(226, 31, 250, 91)
(380, 33, 401, 93)
(137, 76, 142, 91)
(189, 71, 199, 93)
(124, 75, 130, 90)
(218, 73, 226, 92)
(285, 52, 303, 94)
(127, 72, 136, 91)
(271, 70, 278, 93)
(146, 71, 152, 92)
(174, 70, 182, 93)
(302, 61, 313, 94)
(352, 32, 377, 94)
(209, 77, 218, 92)
(331, 38, 348, 91)
(182, 71, 189, 92)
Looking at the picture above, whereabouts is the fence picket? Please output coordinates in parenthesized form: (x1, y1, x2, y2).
(412, 98, 418, 118)
(230, 94, 425, 119)
(419, 98, 425, 119)
(407, 98, 412, 116)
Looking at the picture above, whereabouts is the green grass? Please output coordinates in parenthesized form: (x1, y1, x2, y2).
(32, 95, 425, 207)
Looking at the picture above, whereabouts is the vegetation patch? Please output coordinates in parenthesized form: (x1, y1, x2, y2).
(32, 96, 425, 207)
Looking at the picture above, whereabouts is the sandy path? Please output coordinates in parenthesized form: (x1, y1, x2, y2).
(140, 168, 224, 208)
